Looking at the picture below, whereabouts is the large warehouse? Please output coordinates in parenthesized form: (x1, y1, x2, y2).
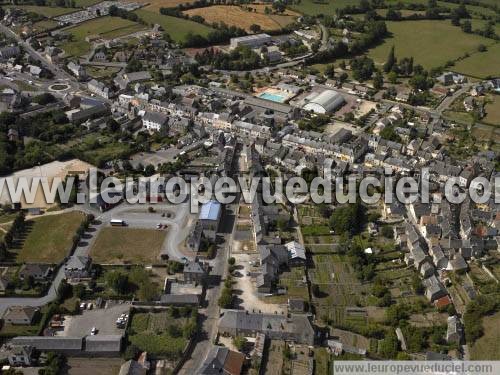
(303, 89, 345, 114)
(230, 33, 272, 49)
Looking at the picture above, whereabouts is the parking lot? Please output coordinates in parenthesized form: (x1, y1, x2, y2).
(56, 301, 131, 337)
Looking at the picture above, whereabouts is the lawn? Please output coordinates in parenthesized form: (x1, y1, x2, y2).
(483, 94, 500, 126)
(128, 311, 190, 359)
(134, 8, 213, 43)
(470, 312, 500, 360)
(183, 5, 297, 32)
(13, 5, 78, 17)
(90, 227, 166, 264)
(61, 16, 146, 57)
(367, 20, 494, 70)
(86, 66, 121, 79)
(17, 212, 85, 264)
(452, 43, 500, 79)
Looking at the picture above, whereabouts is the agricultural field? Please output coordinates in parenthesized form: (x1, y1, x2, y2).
(183, 5, 298, 32)
(134, 8, 213, 43)
(452, 43, 500, 79)
(368, 20, 494, 70)
(73, 0, 102, 7)
(132, 0, 192, 12)
(483, 94, 500, 126)
(128, 311, 191, 358)
(61, 16, 146, 57)
(470, 312, 500, 360)
(12, 5, 78, 18)
(17, 212, 85, 263)
(90, 227, 166, 264)
(289, 0, 357, 16)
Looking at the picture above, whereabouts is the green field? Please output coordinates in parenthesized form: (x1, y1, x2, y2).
(452, 43, 500, 79)
(133, 9, 213, 43)
(73, 0, 102, 7)
(17, 212, 85, 263)
(290, 0, 356, 16)
(368, 20, 494, 70)
(470, 312, 500, 360)
(90, 227, 166, 264)
(61, 16, 146, 57)
(483, 94, 500, 126)
(13, 5, 78, 17)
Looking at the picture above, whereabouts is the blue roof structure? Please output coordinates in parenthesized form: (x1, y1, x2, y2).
(199, 200, 221, 221)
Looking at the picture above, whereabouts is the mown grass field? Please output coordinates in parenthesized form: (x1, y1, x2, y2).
(134, 8, 213, 42)
(470, 312, 500, 360)
(452, 43, 500, 79)
(61, 16, 146, 57)
(368, 20, 493, 70)
(183, 5, 297, 32)
(11, 5, 78, 17)
(483, 94, 500, 126)
(17, 212, 85, 263)
(90, 227, 166, 264)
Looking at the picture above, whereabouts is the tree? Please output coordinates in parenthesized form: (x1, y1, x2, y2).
(106, 118, 120, 132)
(233, 336, 247, 351)
(249, 24, 261, 34)
(388, 71, 398, 84)
(379, 331, 399, 358)
(105, 271, 129, 294)
(73, 283, 86, 299)
(329, 202, 365, 236)
(373, 70, 383, 90)
(384, 46, 396, 73)
(32, 93, 56, 105)
(228, 257, 236, 266)
(324, 64, 335, 79)
(462, 20, 472, 33)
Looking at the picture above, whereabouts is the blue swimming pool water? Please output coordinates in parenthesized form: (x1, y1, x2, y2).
(258, 92, 286, 103)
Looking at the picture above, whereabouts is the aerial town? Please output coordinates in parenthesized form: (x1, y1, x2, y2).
(0, 0, 498, 374)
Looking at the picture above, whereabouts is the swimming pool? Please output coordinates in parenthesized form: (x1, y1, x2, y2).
(258, 92, 287, 103)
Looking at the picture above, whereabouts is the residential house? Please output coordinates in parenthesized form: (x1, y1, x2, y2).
(19, 264, 53, 282)
(199, 200, 222, 241)
(199, 346, 245, 375)
(3, 306, 39, 325)
(64, 256, 92, 282)
(183, 259, 208, 285)
(446, 315, 463, 344)
(142, 111, 169, 132)
(67, 62, 86, 80)
(6, 345, 35, 366)
(88, 79, 113, 99)
(218, 310, 315, 345)
(423, 275, 447, 302)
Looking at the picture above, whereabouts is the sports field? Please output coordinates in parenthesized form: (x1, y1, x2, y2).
(134, 8, 213, 42)
(61, 16, 146, 57)
(452, 43, 500, 79)
(368, 20, 493, 70)
(90, 227, 166, 264)
(17, 211, 85, 264)
(183, 5, 297, 32)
